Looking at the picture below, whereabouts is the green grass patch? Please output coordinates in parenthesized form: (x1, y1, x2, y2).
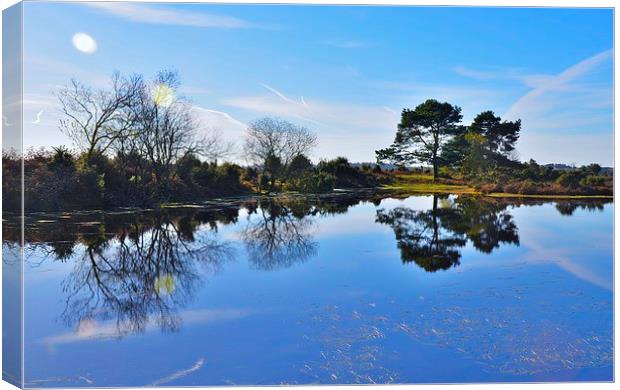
(384, 172, 613, 199)
(384, 172, 478, 194)
(383, 183, 478, 194)
(392, 173, 437, 183)
(487, 192, 614, 199)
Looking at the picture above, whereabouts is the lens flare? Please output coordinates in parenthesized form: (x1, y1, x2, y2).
(72, 32, 97, 54)
(154, 274, 176, 296)
(152, 84, 176, 107)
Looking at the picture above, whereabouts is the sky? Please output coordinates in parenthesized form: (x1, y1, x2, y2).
(17, 2, 614, 166)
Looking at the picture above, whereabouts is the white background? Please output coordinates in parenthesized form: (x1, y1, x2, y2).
(0, 1, 616, 389)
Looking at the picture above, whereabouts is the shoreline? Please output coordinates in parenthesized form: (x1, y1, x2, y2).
(11, 187, 613, 216)
(384, 184, 613, 199)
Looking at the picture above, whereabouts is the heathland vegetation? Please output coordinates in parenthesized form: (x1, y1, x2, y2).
(2, 71, 612, 212)
(376, 99, 612, 198)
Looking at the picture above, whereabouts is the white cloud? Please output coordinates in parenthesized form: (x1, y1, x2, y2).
(453, 65, 521, 81)
(519, 220, 612, 291)
(223, 84, 399, 131)
(372, 81, 506, 123)
(42, 308, 252, 347)
(504, 49, 613, 121)
(261, 83, 297, 105)
(453, 50, 613, 165)
(189, 106, 249, 160)
(453, 66, 552, 89)
(190, 106, 248, 140)
(84, 2, 257, 29)
(24, 53, 110, 88)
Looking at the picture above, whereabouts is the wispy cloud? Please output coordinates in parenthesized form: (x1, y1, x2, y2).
(453, 50, 613, 164)
(191, 106, 248, 133)
(42, 308, 253, 348)
(452, 65, 547, 87)
(504, 49, 613, 120)
(190, 106, 249, 159)
(223, 84, 399, 131)
(370, 80, 505, 122)
(516, 132, 612, 166)
(84, 2, 258, 29)
(521, 224, 612, 291)
(322, 39, 375, 49)
(262, 83, 298, 105)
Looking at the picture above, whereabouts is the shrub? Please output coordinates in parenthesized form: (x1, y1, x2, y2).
(287, 154, 313, 178)
(580, 175, 607, 187)
(556, 171, 582, 189)
(317, 157, 376, 188)
(285, 172, 335, 193)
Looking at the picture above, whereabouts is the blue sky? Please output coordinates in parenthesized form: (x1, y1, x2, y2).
(20, 2, 614, 165)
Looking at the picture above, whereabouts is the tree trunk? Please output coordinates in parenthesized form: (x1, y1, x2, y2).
(432, 135, 439, 181)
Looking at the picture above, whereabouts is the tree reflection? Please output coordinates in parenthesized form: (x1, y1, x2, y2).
(439, 197, 519, 253)
(376, 196, 466, 272)
(377, 195, 520, 272)
(45, 209, 238, 335)
(238, 192, 390, 271)
(242, 198, 318, 271)
(555, 200, 607, 216)
(64, 221, 231, 334)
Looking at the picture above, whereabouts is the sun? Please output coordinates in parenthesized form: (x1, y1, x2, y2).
(72, 32, 97, 54)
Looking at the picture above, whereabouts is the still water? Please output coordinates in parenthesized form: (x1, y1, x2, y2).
(6, 192, 614, 386)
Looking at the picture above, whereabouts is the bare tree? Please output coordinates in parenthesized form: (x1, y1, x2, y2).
(57, 72, 140, 158)
(241, 199, 317, 270)
(119, 70, 231, 194)
(243, 117, 317, 167)
(58, 69, 235, 201)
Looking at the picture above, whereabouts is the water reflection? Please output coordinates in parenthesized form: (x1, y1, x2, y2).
(242, 198, 318, 271)
(554, 200, 607, 216)
(14, 193, 381, 337)
(6, 193, 612, 338)
(61, 216, 234, 334)
(376, 195, 521, 271)
(376, 196, 466, 271)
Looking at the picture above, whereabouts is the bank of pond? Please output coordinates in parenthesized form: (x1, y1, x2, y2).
(2, 149, 612, 213)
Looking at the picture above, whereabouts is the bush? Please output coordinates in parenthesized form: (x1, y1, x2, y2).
(580, 175, 607, 187)
(556, 171, 582, 189)
(284, 172, 335, 193)
(287, 154, 313, 178)
(191, 161, 249, 196)
(317, 157, 377, 188)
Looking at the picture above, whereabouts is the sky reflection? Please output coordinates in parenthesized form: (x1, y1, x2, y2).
(7, 193, 612, 386)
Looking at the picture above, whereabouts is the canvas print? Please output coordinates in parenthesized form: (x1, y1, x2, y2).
(2, 1, 614, 388)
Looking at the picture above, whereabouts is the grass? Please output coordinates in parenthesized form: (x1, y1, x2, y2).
(383, 173, 479, 195)
(486, 193, 613, 199)
(384, 172, 613, 199)
(384, 182, 479, 194)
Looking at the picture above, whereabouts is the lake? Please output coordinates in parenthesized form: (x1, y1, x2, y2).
(5, 192, 613, 386)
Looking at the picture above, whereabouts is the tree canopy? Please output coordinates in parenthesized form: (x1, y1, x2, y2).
(376, 99, 464, 179)
(468, 111, 521, 158)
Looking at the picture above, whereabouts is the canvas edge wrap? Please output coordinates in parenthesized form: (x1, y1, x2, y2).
(3, 2, 24, 389)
